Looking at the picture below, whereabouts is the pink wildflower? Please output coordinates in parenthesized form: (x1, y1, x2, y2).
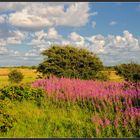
(114, 118, 119, 128)
(103, 118, 110, 127)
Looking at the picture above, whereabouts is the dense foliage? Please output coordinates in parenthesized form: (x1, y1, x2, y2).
(0, 99, 16, 133)
(0, 85, 45, 106)
(37, 45, 104, 80)
(115, 62, 140, 82)
(0, 84, 46, 134)
(8, 69, 24, 83)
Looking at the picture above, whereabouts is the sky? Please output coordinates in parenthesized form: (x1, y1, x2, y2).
(0, 2, 140, 66)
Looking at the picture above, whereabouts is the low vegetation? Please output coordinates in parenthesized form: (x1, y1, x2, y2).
(0, 45, 139, 138)
(8, 69, 24, 84)
(115, 62, 140, 82)
(0, 77, 139, 137)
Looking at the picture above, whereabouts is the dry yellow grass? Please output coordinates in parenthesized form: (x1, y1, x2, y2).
(0, 68, 39, 87)
(0, 67, 123, 87)
(107, 70, 124, 81)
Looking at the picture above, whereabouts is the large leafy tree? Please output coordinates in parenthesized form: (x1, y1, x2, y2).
(37, 45, 104, 80)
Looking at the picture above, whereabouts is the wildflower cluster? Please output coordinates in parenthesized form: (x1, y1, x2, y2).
(32, 76, 140, 137)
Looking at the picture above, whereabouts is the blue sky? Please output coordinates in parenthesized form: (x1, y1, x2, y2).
(0, 2, 140, 66)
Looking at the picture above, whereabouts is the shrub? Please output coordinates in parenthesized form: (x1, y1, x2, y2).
(95, 71, 109, 81)
(0, 99, 16, 133)
(8, 69, 24, 84)
(31, 65, 37, 69)
(0, 85, 46, 106)
(37, 45, 104, 80)
(115, 62, 140, 82)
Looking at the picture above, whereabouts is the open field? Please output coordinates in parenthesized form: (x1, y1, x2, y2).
(1, 67, 140, 138)
(0, 68, 123, 88)
(102, 70, 123, 82)
(0, 68, 39, 87)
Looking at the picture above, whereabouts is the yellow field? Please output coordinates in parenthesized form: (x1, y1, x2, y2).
(0, 68, 123, 88)
(106, 70, 124, 81)
(0, 68, 39, 87)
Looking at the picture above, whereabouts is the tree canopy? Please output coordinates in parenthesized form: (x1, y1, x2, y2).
(37, 45, 104, 80)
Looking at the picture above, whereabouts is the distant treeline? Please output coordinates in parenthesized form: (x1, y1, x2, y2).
(0, 65, 37, 69)
(0, 65, 120, 70)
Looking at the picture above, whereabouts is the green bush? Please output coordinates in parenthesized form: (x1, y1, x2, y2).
(8, 69, 24, 84)
(0, 99, 16, 133)
(0, 85, 45, 106)
(37, 45, 104, 80)
(95, 71, 109, 81)
(115, 62, 140, 82)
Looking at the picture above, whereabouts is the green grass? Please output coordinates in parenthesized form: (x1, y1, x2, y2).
(0, 100, 95, 138)
(0, 67, 126, 138)
(1, 98, 138, 138)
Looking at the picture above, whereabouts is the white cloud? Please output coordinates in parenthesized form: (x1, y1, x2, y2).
(25, 49, 39, 57)
(9, 10, 53, 30)
(0, 30, 27, 58)
(7, 30, 26, 44)
(47, 28, 61, 39)
(84, 30, 140, 65)
(69, 32, 85, 46)
(34, 30, 47, 41)
(86, 34, 106, 53)
(10, 50, 20, 56)
(109, 21, 117, 26)
(0, 3, 28, 12)
(0, 39, 8, 54)
(53, 3, 90, 27)
(90, 11, 98, 16)
(122, 30, 139, 50)
(29, 30, 48, 47)
(92, 21, 96, 29)
(29, 28, 62, 50)
(61, 40, 70, 46)
(0, 39, 6, 47)
(0, 16, 5, 24)
(29, 30, 140, 61)
(2, 2, 94, 30)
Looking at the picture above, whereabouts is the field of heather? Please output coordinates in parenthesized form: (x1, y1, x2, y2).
(0, 75, 139, 138)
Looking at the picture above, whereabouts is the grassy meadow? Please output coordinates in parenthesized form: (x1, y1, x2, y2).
(0, 68, 38, 87)
(0, 67, 123, 87)
(0, 67, 139, 138)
